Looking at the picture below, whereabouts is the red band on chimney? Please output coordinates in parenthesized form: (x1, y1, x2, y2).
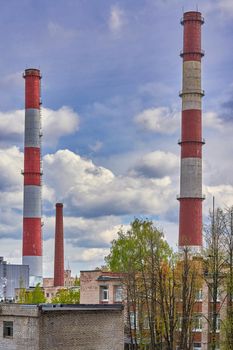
(23, 218, 42, 256)
(179, 199, 202, 246)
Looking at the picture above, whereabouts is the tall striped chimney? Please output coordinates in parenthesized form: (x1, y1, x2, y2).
(54, 203, 64, 287)
(22, 68, 43, 286)
(178, 12, 205, 250)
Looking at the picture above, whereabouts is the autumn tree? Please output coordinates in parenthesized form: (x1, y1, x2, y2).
(204, 201, 226, 350)
(176, 247, 203, 350)
(216, 206, 233, 350)
(157, 255, 178, 350)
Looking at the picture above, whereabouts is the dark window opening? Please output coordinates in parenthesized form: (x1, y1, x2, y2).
(3, 321, 13, 338)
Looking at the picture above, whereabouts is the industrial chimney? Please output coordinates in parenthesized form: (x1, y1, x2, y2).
(22, 69, 43, 286)
(178, 12, 205, 250)
(54, 203, 64, 287)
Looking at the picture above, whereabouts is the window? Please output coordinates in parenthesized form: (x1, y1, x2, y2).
(193, 343, 202, 350)
(46, 293, 50, 298)
(210, 314, 221, 332)
(114, 285, 123, 302)
(143, 316, 150, 330)
(193, 314, 202, 332)
(210, 287, 221, 302)
(195, 289, 203, 301)
(3, 321, 13, 338)
(129, 311, 137, 329)
(100, 286, 109, 302)
(177, 314, 182, 331)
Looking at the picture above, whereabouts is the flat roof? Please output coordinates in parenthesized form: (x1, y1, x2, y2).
(40, 304, 124, 312)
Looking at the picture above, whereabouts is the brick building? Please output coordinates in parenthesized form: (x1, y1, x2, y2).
(80, 268, 229, 349)
(80, 270, 124, 304)
(0, 303, 124, 350)
(42, 269, 76, 301)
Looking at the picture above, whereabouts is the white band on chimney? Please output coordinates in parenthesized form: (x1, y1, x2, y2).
(180, 158, 202, 198)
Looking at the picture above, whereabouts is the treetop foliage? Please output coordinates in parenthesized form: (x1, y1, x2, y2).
(105, 218, 172, 273)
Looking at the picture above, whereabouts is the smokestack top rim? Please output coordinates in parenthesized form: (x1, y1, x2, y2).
(56, 203, 63, 207)
(181, 11, 204, 25)
(183, 11, 202, 15)
(24, 68, 41, 78)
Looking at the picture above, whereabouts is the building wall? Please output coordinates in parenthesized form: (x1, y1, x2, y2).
(0, 304, 124, 350)
(0, 258, 29, 300)
(80, 270, 102, 304)
(43, 270, 75, 289)
(43, 278, 54, 288)
(40, 309, 124, 350)
(0, 304, 40, 350)
(80, 270, 123, 304)
(43, 286, 61, 302)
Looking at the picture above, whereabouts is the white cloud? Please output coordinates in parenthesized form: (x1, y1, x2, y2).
(0, 107, 80, 147)
(43, 214, 122, 245)
(203, 111, 223, 131)
(0, 239, 22, 264)
(135, 107, 179, 134)
(43, 149, 176, 218)
(0, 147, 23, 240)
(204, 184, 233, 217)
(130, 150, 179, 178)
(0, 110, 24, 137)
(135, 107, 227, 135)
(0, 147, 23, 189)
(42, 106, 79, 146)
(43, 239, 111, 277)
(109, 5, 124, 32)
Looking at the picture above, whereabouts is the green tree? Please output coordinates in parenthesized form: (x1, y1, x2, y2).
(105, 218, 173, 350)
(51, 288, 80, 304)
(74, 276, 80, 286)
(18, 283, 46, 304)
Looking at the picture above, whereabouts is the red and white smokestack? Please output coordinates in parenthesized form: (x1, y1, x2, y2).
(54, 203, 64, 287)
(22, 69, 43, 286)
(178, 12, 205, 250)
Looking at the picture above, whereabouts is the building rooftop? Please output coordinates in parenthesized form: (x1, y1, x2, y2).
(40, 304, 124, 312)
(0, 303, 124, 316)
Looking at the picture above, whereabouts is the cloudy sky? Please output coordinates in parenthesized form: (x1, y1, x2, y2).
(1, 0, 233, 276)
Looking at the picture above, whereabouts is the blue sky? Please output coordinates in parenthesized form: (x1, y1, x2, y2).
(1, 0, 233, 276)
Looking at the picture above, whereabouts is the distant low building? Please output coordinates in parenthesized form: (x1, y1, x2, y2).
(0, 257, 29, 301)
(42, 269, 76, 301)
(0, 303, 124, 350)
